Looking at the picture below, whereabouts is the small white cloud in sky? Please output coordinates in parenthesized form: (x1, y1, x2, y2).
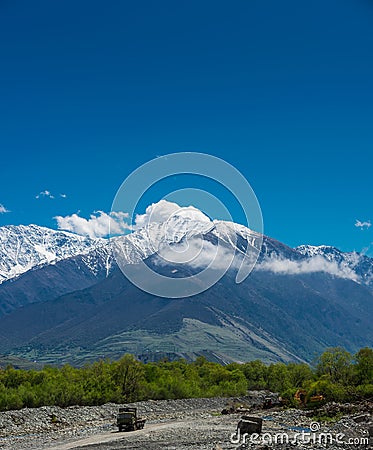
(355, 219, 371, 230)
(60, 193, 67, 198)
(55, 211, 131, 238)
(36, 190, 55, 199)
(0, 204, 10, 213)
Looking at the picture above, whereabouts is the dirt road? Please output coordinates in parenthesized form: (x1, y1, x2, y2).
(48, 420, 194, 450)
(48, 415, 239, 450)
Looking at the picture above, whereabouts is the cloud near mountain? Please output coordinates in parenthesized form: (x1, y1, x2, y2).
(54, 200, 211, 239)
(256, 255, 358, 281)
(134, 200, 211, 229)
(155, 236, 360, 282)
(55, 211, 131, 238)
(155, 237, 236, 271)
(53, 200, 370, 282)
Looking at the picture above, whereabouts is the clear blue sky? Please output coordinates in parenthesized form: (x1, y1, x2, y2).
(0, 0, 372, 254)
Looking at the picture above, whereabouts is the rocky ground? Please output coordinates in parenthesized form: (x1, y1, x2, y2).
(0, 392, 371, 450)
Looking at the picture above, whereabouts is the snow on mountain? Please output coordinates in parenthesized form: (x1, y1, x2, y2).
(112, 213, 215, 265)
(112, 212, 372, 287)
(296, 244, 345, 261)
(1, 202, 372, 289)
(0, 224, 112, 284)
(296, 244, 373, 287)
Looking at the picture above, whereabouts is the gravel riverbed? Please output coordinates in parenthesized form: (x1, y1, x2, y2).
(0, 393, 371, 450)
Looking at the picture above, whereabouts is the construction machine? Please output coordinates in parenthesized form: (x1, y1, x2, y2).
(295, 389, 324, 406)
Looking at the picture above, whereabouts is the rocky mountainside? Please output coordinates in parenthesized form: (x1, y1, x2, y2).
(0, 224, 112, 284)
(0, 252, 114, 316)
(0, 203, 372, 365)
(0, 261, 372, 365)
(0, 225, 115, 316)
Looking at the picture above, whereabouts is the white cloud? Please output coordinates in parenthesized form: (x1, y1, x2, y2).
(355, 219, 371, 230)
(257, 256, 358, 281)
(0, 204, 10, 213)
(36, 190, 55, 199)
(55, 211, 131, 238)
(154, 236, 238, 272)
(36, 191, 68, 200)
(135, 199, 210, 229)
(155, 239, 359, 282)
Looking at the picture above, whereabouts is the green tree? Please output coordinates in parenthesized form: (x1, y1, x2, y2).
(241, 360, 267, 389)
(354, 347, 373, 385)
(112, 354, 145, 402)
(287, 363, 314, 387)
(307, 379, 348, 402)
(316, 347, 353, 384)
(266, 363, 291, 393)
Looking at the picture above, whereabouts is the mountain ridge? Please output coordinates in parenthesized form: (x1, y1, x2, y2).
(1, 220, 372, 287)
(0, 224, 112, 285)
(0, 204, 372, 365)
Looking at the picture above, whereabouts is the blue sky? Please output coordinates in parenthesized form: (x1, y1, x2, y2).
(0, 0, 372, 254)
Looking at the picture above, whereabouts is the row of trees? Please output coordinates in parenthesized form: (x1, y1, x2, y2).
(0, 347, 371, 411)
(239, 347, 372, 404)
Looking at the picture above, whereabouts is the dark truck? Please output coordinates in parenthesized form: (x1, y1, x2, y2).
(116, 407, 146, 432)
(237, 415, 263, 435)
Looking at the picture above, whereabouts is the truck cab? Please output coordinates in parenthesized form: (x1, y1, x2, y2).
(117, 407, 146, 432)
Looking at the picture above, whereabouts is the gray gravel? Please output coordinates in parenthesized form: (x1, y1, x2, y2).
(0, 393, 371, 450)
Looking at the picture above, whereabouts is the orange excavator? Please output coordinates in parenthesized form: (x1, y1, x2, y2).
(295, 389, 324, 406)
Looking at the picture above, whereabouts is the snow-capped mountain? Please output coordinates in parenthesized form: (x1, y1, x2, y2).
(112, 212, 214, 264)
(112, 211, 373, 288)
(111, 218, 262, 268)
(0, 203, 372, 365)
(0, 224, 112, 284)
(0, 202, 372, 288)
(296, 244, 373, 287)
